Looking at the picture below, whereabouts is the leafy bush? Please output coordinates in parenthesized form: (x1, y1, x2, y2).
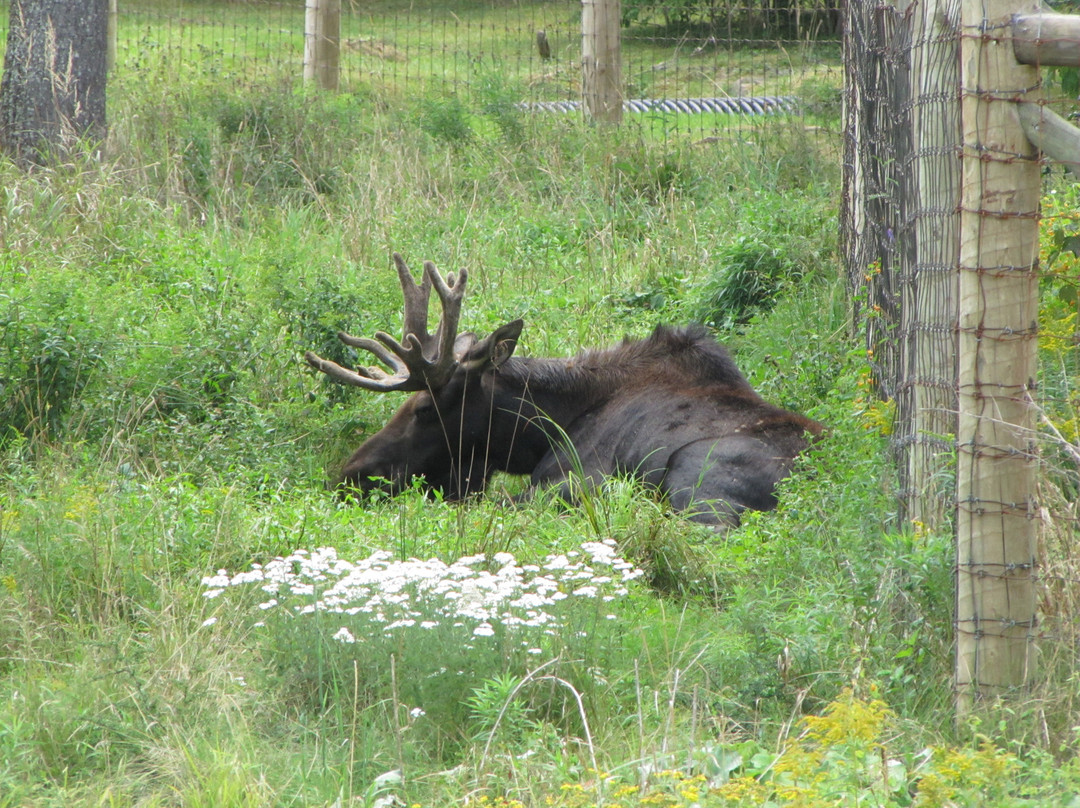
(474, 71, 528, 144)
(622, 0, 843, 40)
(415, 92, 474, 145)
(0, 282, 104, 447)
(693, 236, 801, 328)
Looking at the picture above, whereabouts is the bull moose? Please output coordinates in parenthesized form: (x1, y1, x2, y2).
(305, 254, 822, 526)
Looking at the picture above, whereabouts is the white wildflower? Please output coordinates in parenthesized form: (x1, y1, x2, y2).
(201, 617, 218, 627)
(201, 538, 642, 650)
(201, 572, 231, 589)
(332, 627, 357, 644)
(230, 569, 265, 585)
(544, 555, 570, 571)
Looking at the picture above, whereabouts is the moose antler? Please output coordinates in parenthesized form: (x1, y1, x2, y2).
(304, 253, 467, 392)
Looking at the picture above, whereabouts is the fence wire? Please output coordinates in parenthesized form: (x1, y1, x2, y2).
(0, 0, 843, 143)
(842, 0, 964, 527)
(844, 0, 1080, 518)
(845, 0, 1080, 701)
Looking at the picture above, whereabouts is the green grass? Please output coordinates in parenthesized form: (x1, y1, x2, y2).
(0, 4, 1079, 806)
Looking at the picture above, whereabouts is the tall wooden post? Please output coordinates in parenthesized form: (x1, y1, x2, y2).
(955, 0, 1041, 714)
(304, 0, 340, 91)
(902, 0, 961, 529)
(582, 0, 622, 123)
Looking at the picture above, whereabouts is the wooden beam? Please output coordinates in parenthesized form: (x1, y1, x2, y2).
(1012, 12, 1080, 67)
(1017, 101, 1080, 176)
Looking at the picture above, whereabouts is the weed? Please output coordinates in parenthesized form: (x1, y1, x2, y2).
(694, 236, 800, 329)
(416, 92, 474, 145)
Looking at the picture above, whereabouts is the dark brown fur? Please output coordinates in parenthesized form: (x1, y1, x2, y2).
(332, 324, 822, 526)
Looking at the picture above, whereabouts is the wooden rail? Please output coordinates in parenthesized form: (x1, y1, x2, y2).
(1011, 12, 1080, 175)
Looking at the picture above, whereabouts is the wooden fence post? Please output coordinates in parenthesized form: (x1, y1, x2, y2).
(582, 0, 622, 123)
(108, 0, 118, 72)
(304, 0, 340, 91)
(955, 0, 1041, 715)
(904, 0, 962, 529)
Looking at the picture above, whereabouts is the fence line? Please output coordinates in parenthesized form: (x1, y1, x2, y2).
(844, 0, 1080, 712)
(0, 1, 843, 141)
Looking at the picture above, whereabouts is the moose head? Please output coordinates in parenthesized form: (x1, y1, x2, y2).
(305, 254, 552, 500)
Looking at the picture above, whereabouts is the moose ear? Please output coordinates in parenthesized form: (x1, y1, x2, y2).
(461, 319, 523, 372)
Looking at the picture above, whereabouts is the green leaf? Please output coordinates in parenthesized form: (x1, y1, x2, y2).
(1062, 67, 1080, 99)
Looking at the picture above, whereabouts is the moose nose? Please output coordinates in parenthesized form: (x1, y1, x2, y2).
(336, 460, 405, 497)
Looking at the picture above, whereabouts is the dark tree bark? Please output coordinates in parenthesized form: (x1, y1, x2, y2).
(0, 0, 108, 164)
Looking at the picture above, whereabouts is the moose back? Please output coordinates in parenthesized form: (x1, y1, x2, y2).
(305, 254, 823, 526)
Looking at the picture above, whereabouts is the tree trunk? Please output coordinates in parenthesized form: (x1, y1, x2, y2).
(0, 0, 108, 163)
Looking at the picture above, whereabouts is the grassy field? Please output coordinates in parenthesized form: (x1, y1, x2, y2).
(1, 4, 1080, 807)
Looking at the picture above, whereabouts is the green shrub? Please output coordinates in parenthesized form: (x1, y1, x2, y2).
(0, 284, 105, 447)
(416, 92, 474, 145)
(474, 71, 527, 144)
(694, 236, 801, 328)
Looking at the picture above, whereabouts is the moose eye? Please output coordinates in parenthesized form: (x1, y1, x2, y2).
(412, 397, 438, 422)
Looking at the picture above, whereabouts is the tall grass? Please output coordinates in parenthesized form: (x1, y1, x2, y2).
(0, 69, 1078, 806)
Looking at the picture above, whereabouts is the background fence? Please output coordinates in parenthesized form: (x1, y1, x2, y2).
(0, 0, 845, 143)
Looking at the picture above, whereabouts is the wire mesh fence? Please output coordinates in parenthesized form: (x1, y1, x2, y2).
(844, 0, 1080, 522)
(844, 0, 1080, 704)
(0, 0, 844, 143)
(842, 0, 962, 527)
